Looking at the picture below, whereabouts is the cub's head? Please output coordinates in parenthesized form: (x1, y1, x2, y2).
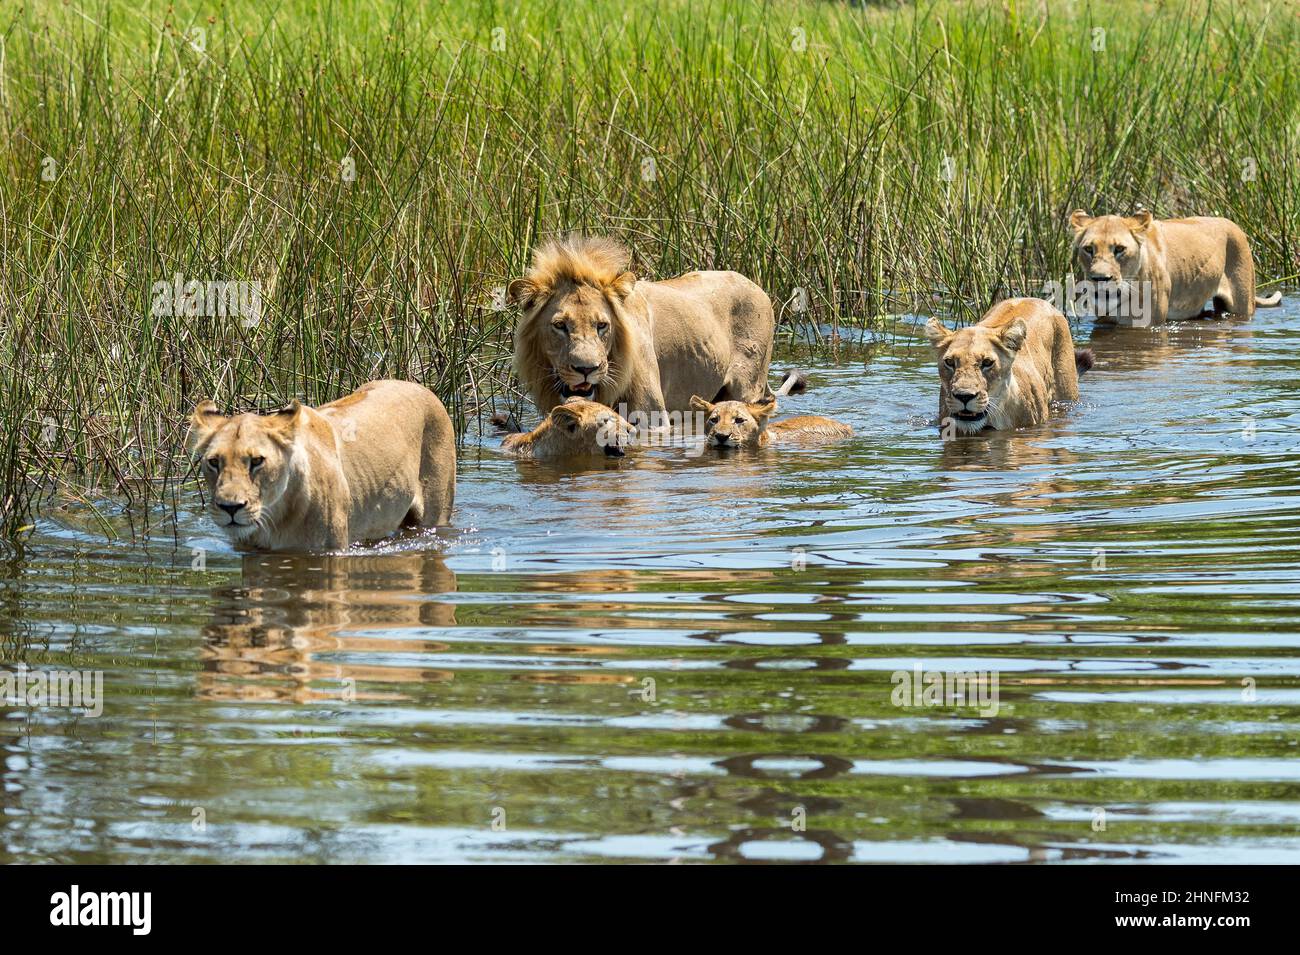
(542, 397, 636, 458)
(690, 395, 776, 449)
(1069, 210, 1152, 284)
(189, 401, 302, 541)
(925, 318, 1026, 433)
(509, 236, 638, 408)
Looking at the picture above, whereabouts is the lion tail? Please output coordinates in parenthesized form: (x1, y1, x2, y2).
(775, 369, 808, 397)
(1256, 291, 1283, 308)
(1074, 349, 1095, 374)
(490, 411, 522, 434)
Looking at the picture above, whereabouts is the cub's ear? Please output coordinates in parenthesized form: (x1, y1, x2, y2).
(189, 400, 226, 445)
(689, 395, 714, 414)
(508, 278, 545, 311)
(1127, 210, 1154, 235)
(748, 395, 777, 421)
(999, 319, 1027, 352)
(549, 402, 582, 432)
(608, 271, 637, 299)
(924, 318, 952, 349)
(1069, 209, 1093, 232)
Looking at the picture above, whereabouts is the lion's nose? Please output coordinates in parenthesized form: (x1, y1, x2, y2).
(218, 502, 245, 517)
(952, 391, 977, 407)
(572, 364, 598, 377)
(1088, 271, 1112, 282)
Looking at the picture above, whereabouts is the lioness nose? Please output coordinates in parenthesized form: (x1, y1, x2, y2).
(218, 502, 245, 517)
(572, 364, 598, 377)
(1088, 271, 1111, 282)
(952, 391, 977, 406)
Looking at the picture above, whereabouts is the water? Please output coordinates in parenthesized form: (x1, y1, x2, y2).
(3, 306, 1299, 863)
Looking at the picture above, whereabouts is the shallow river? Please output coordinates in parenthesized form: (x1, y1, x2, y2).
(3, 305, 1299, 863)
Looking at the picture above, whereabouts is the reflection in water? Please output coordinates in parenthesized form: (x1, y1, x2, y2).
(3, 307, 1300, 862)
(200, 552, 458, 703)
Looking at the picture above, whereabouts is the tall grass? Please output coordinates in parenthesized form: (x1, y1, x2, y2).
(1, 0, 1297, 540)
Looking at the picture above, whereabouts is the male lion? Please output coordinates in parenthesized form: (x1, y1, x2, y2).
(1069, 210, 1282, 324)
(189, 380, 455, 552)
(925, 298, 1093, 435)
(508, 235, 774, 418)
(493, 397, 636, 461)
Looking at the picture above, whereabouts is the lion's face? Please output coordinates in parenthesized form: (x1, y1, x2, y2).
(691, 395, 776, 449)
(545, 397, 636, 457)
(190, 402, 298, 542)
(925, 319, 1025, 433)
(1070, 210, 1151, 285)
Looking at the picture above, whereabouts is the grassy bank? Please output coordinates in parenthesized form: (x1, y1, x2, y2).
(1, 0, 1297, 539)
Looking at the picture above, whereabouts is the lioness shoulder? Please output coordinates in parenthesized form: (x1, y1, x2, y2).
(190, 380, 455, 552)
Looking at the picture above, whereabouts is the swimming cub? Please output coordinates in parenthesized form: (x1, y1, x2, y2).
(493, 397, 636, 460)
(925, 298, 1092, 435)
(1070, 210, 1282, 324)
(190, 380, 455, 552)
(689, 384, 852, 450)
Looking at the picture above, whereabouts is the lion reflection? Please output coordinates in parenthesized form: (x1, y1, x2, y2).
(199, 550, 457, 704)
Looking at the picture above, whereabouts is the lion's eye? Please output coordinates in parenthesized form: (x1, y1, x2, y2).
(981, 358, 995, 370)
(552, 321, 567, 334)
(249, 456, 265, 472)
(207, 457, 221, 471)
(596, 322, 609, 334)
(943, 357, 956, 369)
(734, 416, 745, 425)
(1112, 245, 1125, 257)
(1083, 245, 1095, 256)
(708, 415, 719, 425)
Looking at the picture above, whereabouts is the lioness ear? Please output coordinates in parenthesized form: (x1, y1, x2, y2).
(608, 271, 637, 299)
(1069, 209, 1093, 232)
(924, 318, 952, 349)
(508, 278, 544, 311)
(748, 396, 777, 422)
(1127, 210, 1154, 235)
(265, 399, 305, 434)
(689, 395, 714, 414)
(189, 400, 226, 445)
(1000, 320, 1027, 352)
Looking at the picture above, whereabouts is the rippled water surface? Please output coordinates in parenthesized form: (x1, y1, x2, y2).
(4, 307, 1300, 863)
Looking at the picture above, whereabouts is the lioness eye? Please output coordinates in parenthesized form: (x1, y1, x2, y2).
(981, 358, 995, 369)
(1083, 244, 1095, 255)
(596, 322, 609, 333)
(552, 321, 567, 333)
(708, 415, 719, 424)
(943, 357, 956, 369)
(249, 456, 265, 471)
(1112, 245, 1125, 257)
(734, 416, 745, 424)
(207, 457, 220, 471)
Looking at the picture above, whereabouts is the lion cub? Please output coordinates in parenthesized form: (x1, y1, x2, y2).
(1070, 210, 1282, 324)
(190, 380, 455, 552)
(493, 397, 636, 460)
(690, 392, 852, 450)
(926, 298, 1092, 435)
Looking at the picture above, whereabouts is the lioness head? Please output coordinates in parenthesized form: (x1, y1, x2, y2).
(1069, 210, 1152, 285)
(189, 401, 303, 542)
(509, 235, 638, 408)
(542, 397, 636, 458)
(925, 318, 1026, 433)
(690, 395, 776, 449)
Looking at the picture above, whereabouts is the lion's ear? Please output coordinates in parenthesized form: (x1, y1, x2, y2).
(689, 395, 714, 414)
(189, 401, 226, 445)
(508, 278, 545, 311)
(748, 396, 777, 421)
(549, 403, 582, 432)
(999, 320, 1028, 352)
(1127, 210, 1154, 235)
(265, 399, 305, 434)
(1069, 209, 1093, 232)
(608, 271, 637, 299)
(924, 318, 952, 349)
